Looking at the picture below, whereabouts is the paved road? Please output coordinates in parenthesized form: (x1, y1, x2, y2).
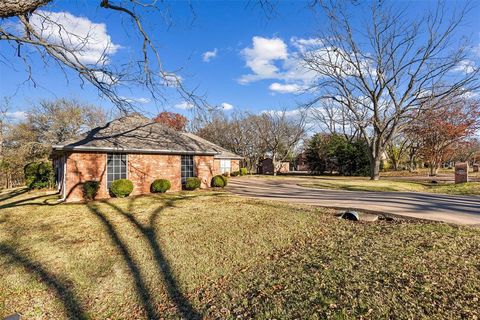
(227, 177, 480, 225)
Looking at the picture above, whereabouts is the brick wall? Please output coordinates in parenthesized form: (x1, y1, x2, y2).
(128, 154, 181, 194)
(64, 152, 226, 202)
(65, 152, 108, 202)
(195, 155, 215, 188)
(213, 159, 241, 175)
(231, 160, 240, 172)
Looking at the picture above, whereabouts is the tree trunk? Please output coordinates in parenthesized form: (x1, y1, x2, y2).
(429, 162, 439, 176)
(370, 156, 381, 180)
(392, 157, 398, 171)
(369, 136, 383, 180)
(272, 154, 277, 176)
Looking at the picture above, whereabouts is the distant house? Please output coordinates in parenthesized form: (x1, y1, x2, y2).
(52, 114, 242, 202)
(294, 153, 309, 171)
(257, 158, 290, 174)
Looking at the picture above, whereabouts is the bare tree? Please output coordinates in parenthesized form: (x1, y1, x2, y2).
(303, 0, 479, 180)
(310, 99, 361, 141)
(194, 110, 268, 172)
(253, 110, 306, 175)
(0, 0, 203, 112)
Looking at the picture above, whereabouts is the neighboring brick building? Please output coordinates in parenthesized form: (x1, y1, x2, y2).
(257, 158, 290, 174)
(52, 114, 242, 202)
(294, 153, 309, 171)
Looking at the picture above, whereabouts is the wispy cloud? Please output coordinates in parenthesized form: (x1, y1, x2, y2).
(452, 59, 476, 74)
(221, 102, 234, 110)
(119, 96, 151, 104)
(174, 101, 194, 110)
(5, 111, 27, 121)
(203, 48, 218, 62)
(269, 82, 305, 94)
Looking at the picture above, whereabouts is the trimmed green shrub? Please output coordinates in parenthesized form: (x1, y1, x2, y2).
(110, 179, 134, 197)
(220, 175, 228, 186)
(184, 177, 201, 190)
(24, 161, 55, 189)
(151, 179, 171, 193)
(83, 181, 100, 201)
(231, 171, 240, 177)
(211, 175, 227, 188)
(240, 168, 248, 176)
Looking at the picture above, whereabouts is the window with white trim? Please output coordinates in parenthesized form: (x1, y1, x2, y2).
(220, 159, 231, 173)
(181, 155, 195, 184)
(107, 153, 127, 188)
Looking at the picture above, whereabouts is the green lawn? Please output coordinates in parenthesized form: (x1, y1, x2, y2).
(1, 189, 479, 319)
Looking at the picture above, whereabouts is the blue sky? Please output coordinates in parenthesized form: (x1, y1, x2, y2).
(1, 0, 479, 121)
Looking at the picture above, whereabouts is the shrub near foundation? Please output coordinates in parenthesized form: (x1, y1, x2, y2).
(211, 175, 227, 188)
(82, 181, 100, 200)
(110, 179, 134, 197)
(151, 179, 171, 193)
(184, 177, 201, 190)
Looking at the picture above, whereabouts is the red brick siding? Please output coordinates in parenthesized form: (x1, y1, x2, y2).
(64, 152, 231, 202)
(65, 152, 108, 202)
(195, 155, 215, 188)
(231, 160, 240, 172)
(213, 159, 240, 175)
(259, 158, 289, 174)
(128, 154, 182, 194)
(213, 159, 221, 174)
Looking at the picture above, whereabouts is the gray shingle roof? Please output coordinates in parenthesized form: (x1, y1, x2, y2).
(52, 113, 243, 159)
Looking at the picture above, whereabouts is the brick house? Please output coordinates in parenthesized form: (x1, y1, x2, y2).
(257, 158, 290, 174)
(52, 114, 242, 202)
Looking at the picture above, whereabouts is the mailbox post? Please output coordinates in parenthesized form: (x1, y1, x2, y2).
(455, 162, 469, 184)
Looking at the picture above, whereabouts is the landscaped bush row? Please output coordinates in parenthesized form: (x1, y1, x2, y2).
(82, 172, 235, 201)
(230, 167, 248, 177)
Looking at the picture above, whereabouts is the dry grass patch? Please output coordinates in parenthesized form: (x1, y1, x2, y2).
(0, 188, 479, 319)
(295, 176, 480, 196)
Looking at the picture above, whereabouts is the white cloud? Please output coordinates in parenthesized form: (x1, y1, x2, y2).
(473, 43, 480, 57)
(269, 82, 305, 94)
(239, 36, 288, 84)
(452, 59, 476, 74)
(260, 109, 301, 117)
(203, 48, 218, 62)
(290, 37, 324, 53)
(174, 101, 194, 110)
(119, 96, 151, 104)
(93, 71, 118, 85)
(5, 111, 27, 121)
(238, 36, 374, 93)
(29, 10, 120, 65)
(221, 102, 234, 110)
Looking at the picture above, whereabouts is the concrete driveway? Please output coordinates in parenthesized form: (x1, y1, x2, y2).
(227, 177, 480, 225)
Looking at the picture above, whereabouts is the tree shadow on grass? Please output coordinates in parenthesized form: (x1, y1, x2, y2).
(0, 188, 29, 202)
(87, 195, 202, 319)
(0, 243, 88, 320)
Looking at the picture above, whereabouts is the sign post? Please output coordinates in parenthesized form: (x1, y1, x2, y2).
(455, 162, 469, 184)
